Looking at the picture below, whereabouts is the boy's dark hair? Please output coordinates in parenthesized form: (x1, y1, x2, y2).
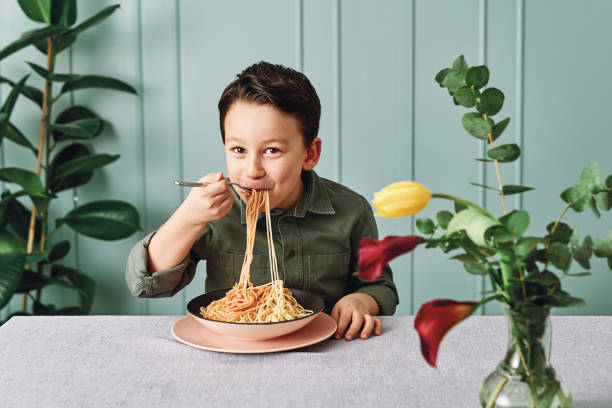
(218, 61, 321, 147)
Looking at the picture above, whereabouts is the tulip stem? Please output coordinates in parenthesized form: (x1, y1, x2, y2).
(431, 193, 493, 218)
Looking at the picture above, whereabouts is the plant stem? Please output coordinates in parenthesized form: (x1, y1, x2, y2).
(431, 193, 494, 217)
(542, 202, 573, 273)
(485, 376, 508, 408)
(484, 114, 508, 215)
(23, 36, 55, 312)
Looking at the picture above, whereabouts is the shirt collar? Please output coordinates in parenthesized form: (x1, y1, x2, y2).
(240, 170, 335, 224)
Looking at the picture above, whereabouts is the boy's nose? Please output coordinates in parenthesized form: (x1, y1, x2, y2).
(245, 157, 265, 179)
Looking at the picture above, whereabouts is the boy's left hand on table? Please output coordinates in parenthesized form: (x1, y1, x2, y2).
(331, 293, 382, 341)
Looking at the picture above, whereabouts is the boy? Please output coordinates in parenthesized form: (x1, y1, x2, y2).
(125, 62, 398, 340)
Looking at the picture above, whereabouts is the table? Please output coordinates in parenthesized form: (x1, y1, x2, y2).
(1, 315, 610, 407)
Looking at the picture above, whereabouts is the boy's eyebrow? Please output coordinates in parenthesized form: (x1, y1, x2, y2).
(225, 136, 289, 145)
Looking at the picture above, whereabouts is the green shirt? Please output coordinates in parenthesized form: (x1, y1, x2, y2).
(125, 171, 399, 315)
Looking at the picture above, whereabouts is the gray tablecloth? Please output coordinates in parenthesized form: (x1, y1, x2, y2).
(0, 315, 610, 407)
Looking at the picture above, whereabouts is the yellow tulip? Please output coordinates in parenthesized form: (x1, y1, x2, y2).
(372, 181, 431, 217)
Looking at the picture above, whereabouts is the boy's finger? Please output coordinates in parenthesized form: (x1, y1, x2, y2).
(360, 314, 375, 339)
(345, 311, 363, 341)
(335, 310, 351, 339)
(373, 317, 383, 336)
(198, 172, 224, 184)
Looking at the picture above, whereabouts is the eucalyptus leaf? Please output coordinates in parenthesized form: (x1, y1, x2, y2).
(462, 259, 488, 275)
(593, 230, 612, 258)
(469, 182, 498, 192)
(416, 218, 436, 235)
(514, 237, 541, 259)
(476, 87, 504, 116)
(442, 72, 466, 93)
(0, 252, 25, 310)
(579, 162, 601, 193)
(573, 245, 591, 269)
(547, 222, 572, 245)
(561, 184, 591, 212)
(446, 209, 501, 247)
(487, 143, 521, 163)
(453, 87, 479, 108)
(491, 117, 510, 142)
(436, 210, 453, 230)
(452, 55, 468, 74)
(435, 68, 451, 87)
(60, 75, 137, 95)
(60, 200, 141, 240)
(466, 65, 489, 89)
(546, 242, 572, 271)
(462, 112, 493, 140)
(501, 210, 530, 235)
(0, 25, 65, 61)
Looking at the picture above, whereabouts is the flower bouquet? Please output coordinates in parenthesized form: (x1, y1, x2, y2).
(357, 55, 612, 408)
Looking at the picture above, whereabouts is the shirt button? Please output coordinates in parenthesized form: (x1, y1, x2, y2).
(287, 250, 296, 259)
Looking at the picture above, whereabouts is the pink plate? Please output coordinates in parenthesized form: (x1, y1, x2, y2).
(171, 312, 337, 353)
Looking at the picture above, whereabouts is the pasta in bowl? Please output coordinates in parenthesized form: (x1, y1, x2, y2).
(187, 287, 325, 341)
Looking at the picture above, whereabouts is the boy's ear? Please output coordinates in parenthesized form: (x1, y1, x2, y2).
(302, 137, 322, 171)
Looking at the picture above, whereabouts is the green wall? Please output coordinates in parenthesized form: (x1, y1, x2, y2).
(1, 0, 610, 317)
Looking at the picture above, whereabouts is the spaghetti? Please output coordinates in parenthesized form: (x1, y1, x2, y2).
(201, 190, 312, 323)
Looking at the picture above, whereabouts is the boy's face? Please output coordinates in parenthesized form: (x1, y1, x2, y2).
(224, 101, 320, 209)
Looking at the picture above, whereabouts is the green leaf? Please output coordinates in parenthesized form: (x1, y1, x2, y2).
(593, 230, 612, 258)
(501, 210, 530, 235)
(454, 202, 467, 213)
(48, 240, 70, 263)
(441, 72, 466, 93)
(0, 168, 48, 211)
(573, 240, 592, 269)
(502, 185, 535, 195)
(0, 76, 29, 145)
(579, 162, 601, 193)
(27, 62, 81, 82)
(491, 117, 510, 142)
(18, 0, 51, 24)
(446, 209, 501, 247)
(67, 269, 95, 313)
(451, 55, 469, 74)
(462, 112, 493, 140)
(0, 76, 43, 107)
(564, 271, 591, 277)
(60, 75, 136, 95)
(416, 218, 436, 234)
(64, 4, 120, 37)
(435, 68, 451, 87)
(0, 25, 66, 61)
(514, 237, 541, 259)
(436, 210, 453, 230)
(52, 106, 103, 142)
(54, 153, 119, 179)
(462, 258, 488, 275)
(49, 118, 102, 139)
(49, 143, 93, 193)
(561, 184, 591, 212)
(51, 0, 77, 26)
(469, 182, 498, 192)
(477, 87, 504, 116)
(60, 200, 141, 240)
(487, 143, 521, 163)
(5, 123, 38, 155)
(0, 231, 24, 254)
(465, 65, 489, 89)
(0, 252, 25, 310)
(1, 193, 42, 242)
(17, 269, 86, 296)
(547, 222, 572, 244)
(453, 87, 479, 108)
(546, 242, 572, 271)
(493, 226, 514, 243)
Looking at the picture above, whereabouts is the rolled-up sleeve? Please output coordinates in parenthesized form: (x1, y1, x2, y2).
(348, 198, 399, 316)
(125, 232, 198, 298)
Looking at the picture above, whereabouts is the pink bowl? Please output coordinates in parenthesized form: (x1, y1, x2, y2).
(186, 288, 325, 341)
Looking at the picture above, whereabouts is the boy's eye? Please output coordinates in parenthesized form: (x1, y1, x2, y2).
(232, 147, 245, 154)
(265, 147, 280, 154)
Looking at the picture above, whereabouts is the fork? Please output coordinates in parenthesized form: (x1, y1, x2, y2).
(174, 179, 253, 193)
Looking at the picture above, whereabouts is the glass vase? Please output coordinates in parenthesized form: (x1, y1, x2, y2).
(479, 304, 572, 408)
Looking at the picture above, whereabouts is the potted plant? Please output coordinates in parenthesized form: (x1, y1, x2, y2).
(357, 55, 612, 407)
(0, 1, 141, 322)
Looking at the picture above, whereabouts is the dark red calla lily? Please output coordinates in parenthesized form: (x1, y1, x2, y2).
(357, 235, 426, 281)
(414, 299, 478, 368)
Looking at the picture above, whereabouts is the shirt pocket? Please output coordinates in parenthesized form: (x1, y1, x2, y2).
(205, 252, 271, 292)
(307, 251, 350, 307)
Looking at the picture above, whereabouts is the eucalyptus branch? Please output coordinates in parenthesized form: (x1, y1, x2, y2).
(542, 202, 573, 274)
(482, 112, 508, 215)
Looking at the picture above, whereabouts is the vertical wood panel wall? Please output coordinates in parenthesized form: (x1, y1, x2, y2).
(1, 0, 611, 318)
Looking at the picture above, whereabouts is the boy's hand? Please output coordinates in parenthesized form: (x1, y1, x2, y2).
(178, 172, 233, 226)
(330, 293, 382, 340)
